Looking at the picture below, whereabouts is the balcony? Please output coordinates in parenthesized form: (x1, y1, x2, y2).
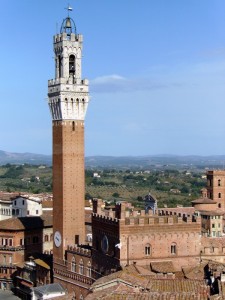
(0, 245, 25, 251)
(0, 263, 17, 269)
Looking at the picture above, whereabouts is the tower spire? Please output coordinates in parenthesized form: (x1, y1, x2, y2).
(65, 4, 73, 16)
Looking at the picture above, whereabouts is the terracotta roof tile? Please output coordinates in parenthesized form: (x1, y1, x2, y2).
(0, 215, 52, 231)
(150, 261, 176, 273)
(182, 264, 206, 280)
(191, 198, 217, 204)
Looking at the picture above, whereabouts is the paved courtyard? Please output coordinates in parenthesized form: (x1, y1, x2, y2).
(0, 290, 20, 299)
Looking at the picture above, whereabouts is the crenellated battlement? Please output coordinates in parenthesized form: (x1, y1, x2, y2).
(122, 214, 200, 226)
(48, 78, 89, 87)
(207, 170, 225, 176)
(54, 33, 83, 43)
(66, 245, 91, 257)
(92, 213, 119, 225)
(92, 199, 200, 227)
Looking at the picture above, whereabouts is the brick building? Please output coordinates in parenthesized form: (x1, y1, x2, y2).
(92, 199, 202, 275)
(0, 215, 52, 290)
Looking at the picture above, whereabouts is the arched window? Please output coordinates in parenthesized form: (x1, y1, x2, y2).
(218, 203, 221, 208)
(69, 55, 75, 75)
(71, 257, 76, 273)
(87, 261, 91, 277)
(171, 243, 177, 255)
(218, 193, 222, 198)
(72, 121, 75, 131)
(44, 235, 49, 242)
(145, 244, 151, 256)
(218, 179, 221, 186)
(79, 259, 84, 275)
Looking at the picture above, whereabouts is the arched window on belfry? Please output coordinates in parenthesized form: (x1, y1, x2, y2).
(145, 244, 151, 256)
(69, 55, 75, 76)
(71, 256, 76, 272)
(218, 179, 221, 186)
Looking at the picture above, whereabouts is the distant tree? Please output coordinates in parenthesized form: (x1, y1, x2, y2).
(112, 192, 120, 198)
(180, 186, 189, 194)
(1, 165, 24, 179)
(30, 176, 36, 182)
(137, 196, 143, 201)
(85, 192, 92, 200)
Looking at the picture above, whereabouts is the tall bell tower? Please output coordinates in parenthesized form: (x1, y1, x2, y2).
(48, 11, 89, 264)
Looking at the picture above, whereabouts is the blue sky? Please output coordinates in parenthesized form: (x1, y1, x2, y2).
(1, 0, 225, 156)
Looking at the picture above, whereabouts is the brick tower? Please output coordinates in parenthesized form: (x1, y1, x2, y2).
(207, 170, 225, 210)
(48, 11, 89, 265)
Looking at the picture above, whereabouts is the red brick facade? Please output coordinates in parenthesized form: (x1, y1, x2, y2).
(207, 170, 225, 210)
(53, 120, 85, 262)
(92, 200, 202, 274)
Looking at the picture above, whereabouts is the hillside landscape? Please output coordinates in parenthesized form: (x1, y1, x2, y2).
(1, 149, 225, 169)
(0, 149, 221, 208)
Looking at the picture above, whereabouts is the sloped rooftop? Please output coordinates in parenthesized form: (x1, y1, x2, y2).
(33, 283, 66, 297)
(0, 214, 52, 231)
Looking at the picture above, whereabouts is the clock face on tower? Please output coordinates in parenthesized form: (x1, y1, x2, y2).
(54, 231, 62, 247)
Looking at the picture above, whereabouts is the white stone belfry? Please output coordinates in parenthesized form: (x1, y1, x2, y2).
(48, 17, 89, 121)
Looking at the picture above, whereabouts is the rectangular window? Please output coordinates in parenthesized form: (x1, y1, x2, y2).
(33, 236, 39, 244)
(145, 246, 151, 256)
(3, 239, 8, 246)
(212, 224, 215, 228)
(171, 245, 176, 254)
(36, 210, 38, 214)
(75, 235, 79, 245)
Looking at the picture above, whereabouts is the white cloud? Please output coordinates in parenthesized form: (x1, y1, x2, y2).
(90, 74, 167, 93)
